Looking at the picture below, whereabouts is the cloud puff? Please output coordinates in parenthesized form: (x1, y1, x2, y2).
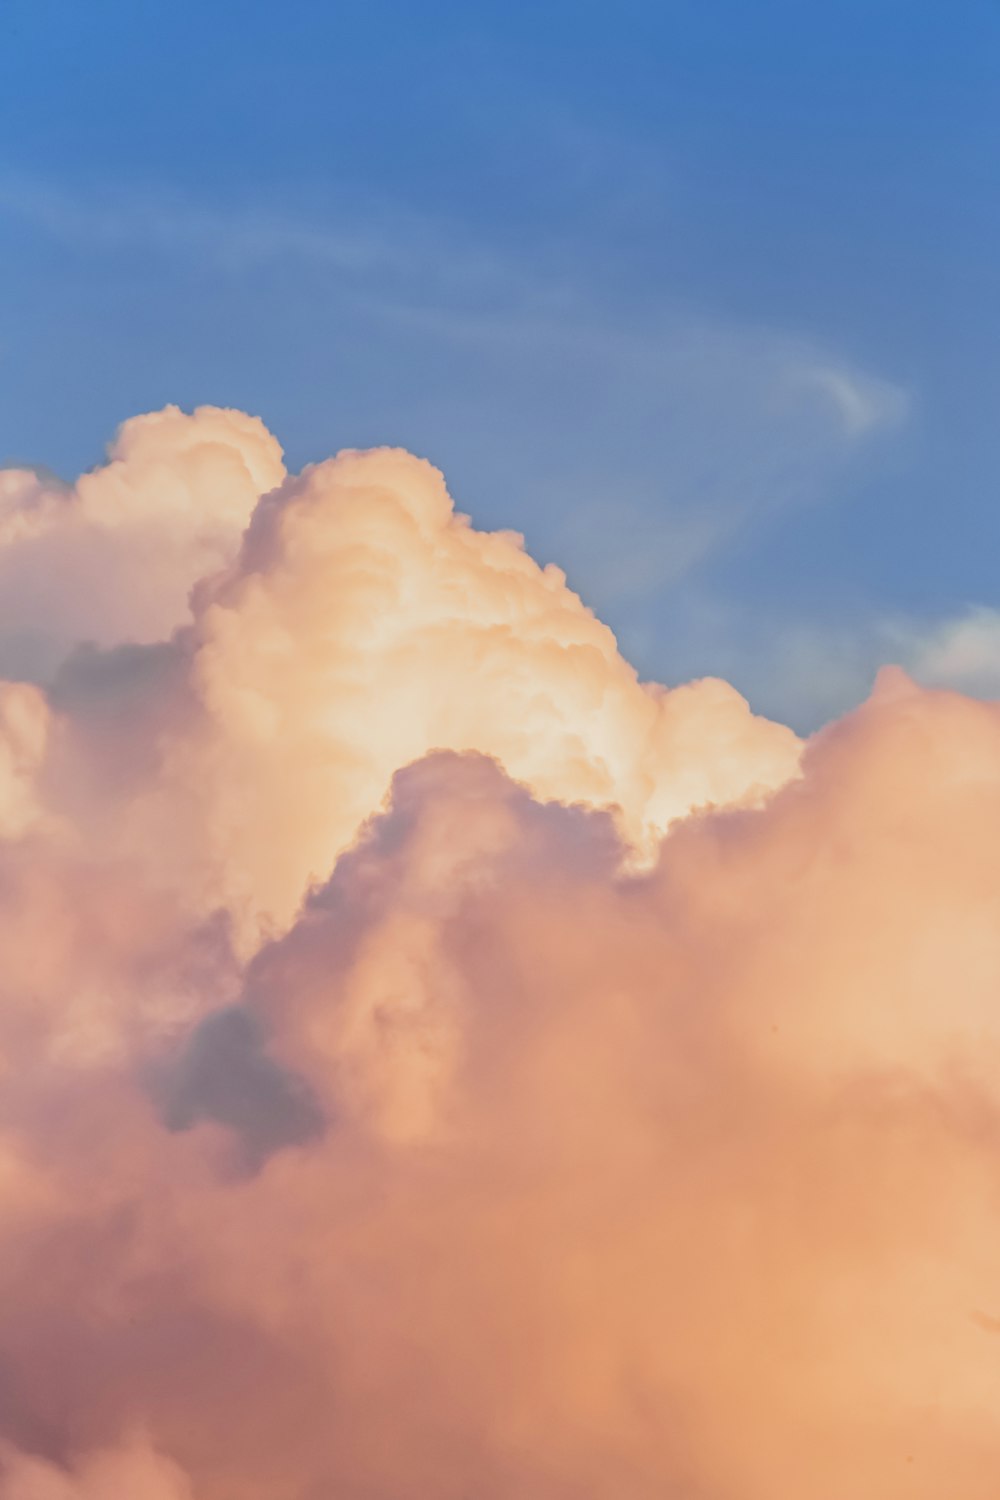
(0, 409, 994, 1497)
(12, 419, 796, 947)
(0, 405, 284, 680)
(178, 442, 798, 937)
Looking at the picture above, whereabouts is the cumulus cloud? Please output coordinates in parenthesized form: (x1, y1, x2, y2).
(14, 415, 795, 946)
(0, 408, 995, 1497)
(0, 405, 284, 680)
(0, 1439, 192, 1500)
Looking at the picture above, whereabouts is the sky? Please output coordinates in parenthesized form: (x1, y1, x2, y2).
(2, 0, 999, 727)
(6, 9, 1000, 1497)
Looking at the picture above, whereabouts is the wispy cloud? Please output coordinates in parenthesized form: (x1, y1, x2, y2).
(0, 174, 412, 274)
(0, 172, 520, 305)
(372, 296, 910, 602)
(0, 172, 910, 610)
(889, 606, 1000, 698)
(793, 362, 909, 438)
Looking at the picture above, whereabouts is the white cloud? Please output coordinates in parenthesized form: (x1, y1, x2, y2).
(796, 362, 910, 438)
(890, 606, 1000, 699)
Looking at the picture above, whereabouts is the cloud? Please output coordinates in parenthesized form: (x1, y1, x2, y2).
(680, 602, 1000, 734)
(0, 405, 284, 681)
(484, 316, 910, 605)
(796, 361, 909, 438)
(0, 176, 412, 279)
(156, 1006, 326, 1173)
(0, 408, 995, 1497)
(1, 173, 909, 615)
(892, 605, 1000, 699)
(31, 420, 793, 946)
(0, 1438, 193, 1500)
(0, 174, 511, 306)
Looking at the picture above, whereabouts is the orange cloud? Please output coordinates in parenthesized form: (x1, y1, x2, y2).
(0, 410, 993, 1498)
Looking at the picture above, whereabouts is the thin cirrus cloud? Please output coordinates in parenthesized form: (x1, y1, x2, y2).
(356, 291, 910, 635)
(0, 172, 515, 297)
(0, 405, 998, 1496)
(797, 362, 909, 439)
(534, 322, 909, 605)
(0, 173, 909, 630)
(0, 174, 412, 276)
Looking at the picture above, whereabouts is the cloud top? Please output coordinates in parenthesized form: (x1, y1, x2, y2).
(0, 408, 993, 1498)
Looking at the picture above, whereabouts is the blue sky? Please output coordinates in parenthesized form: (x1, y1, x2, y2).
(2, 0, 998, 727)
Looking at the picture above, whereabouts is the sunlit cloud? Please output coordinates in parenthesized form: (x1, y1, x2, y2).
(0, 407, 994, 1499)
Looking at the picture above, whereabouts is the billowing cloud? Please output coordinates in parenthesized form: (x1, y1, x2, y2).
(0, 405, 284, 680)
(0, 408, 995, 1497)
(23, 417, 798, 947)
(0, 1439, 193, 1500)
